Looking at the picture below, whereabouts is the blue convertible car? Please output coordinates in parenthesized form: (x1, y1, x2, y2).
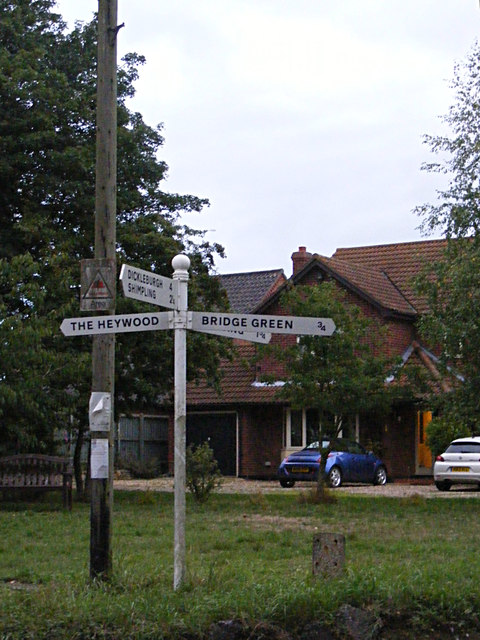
(277, 438, 387, 488)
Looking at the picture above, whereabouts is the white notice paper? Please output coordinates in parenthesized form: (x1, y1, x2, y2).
(91, 438, 109, 479)
(89, 392, 111, 431)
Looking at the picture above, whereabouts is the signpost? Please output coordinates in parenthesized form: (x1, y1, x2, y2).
(61, 256, 335, 590)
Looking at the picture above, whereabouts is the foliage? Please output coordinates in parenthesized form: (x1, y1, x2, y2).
(416, 239, 480, 428)
(415, 41, 480, 428)
(186, 441, 222, 503)
(415, 41, 480, 240)
(0, 1, 230, 460)
(261, 283, 397, 432)
(426, 414, 471, 459)
(1, 491, 480, 639)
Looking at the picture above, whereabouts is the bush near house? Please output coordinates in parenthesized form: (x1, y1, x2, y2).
(186, 441, 222, 503)
(426, 415, 471, 459)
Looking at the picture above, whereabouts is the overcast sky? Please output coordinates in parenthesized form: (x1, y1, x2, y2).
(56, 0, 480, 275)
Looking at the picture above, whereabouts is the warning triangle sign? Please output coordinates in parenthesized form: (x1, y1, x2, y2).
(85, 271, 113, 299)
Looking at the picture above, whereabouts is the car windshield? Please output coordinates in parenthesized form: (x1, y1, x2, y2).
(306, 440, 330, 450)
(446, 442, 480, 454)
(305, 439, 368, 454)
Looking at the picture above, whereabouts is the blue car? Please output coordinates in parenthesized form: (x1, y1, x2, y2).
(277, 438, 387, 488)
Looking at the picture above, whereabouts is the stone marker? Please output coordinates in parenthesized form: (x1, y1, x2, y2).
(312, 533, 345, 578)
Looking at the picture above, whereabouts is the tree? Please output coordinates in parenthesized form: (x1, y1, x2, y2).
(260, 282, 396, 494)
(415, 41, 480, 431)
(0, 1, 231, 488)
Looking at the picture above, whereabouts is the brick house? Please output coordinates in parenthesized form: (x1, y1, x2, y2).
(182, 239, 452, 480)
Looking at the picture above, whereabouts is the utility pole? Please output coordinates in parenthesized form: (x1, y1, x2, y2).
(90, 0, 119, 580)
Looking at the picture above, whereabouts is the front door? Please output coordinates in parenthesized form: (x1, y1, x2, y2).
(416, 411, 433, 473)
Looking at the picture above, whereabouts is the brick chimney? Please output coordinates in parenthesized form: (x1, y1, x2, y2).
(291, 246, 312, 276)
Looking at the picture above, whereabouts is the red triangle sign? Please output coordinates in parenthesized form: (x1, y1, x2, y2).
(85, 271, 113, 299)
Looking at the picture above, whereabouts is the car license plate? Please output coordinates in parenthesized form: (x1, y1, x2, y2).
(292, 467, 310, 474)
(451, 467, 469, 472)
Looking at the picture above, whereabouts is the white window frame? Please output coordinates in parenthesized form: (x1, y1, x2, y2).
(284, 408, 359, 450)
(285, 408, 323, 449)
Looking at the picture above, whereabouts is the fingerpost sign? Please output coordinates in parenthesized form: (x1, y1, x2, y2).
(61, 255, 335, 590)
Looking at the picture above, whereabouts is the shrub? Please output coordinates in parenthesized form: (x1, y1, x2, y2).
(117, 455, 161, 479)
(426, 416, 470, 459)
(186, 442, 222, 503)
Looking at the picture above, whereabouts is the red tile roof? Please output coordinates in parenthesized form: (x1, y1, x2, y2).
(187, 342, 283, 406)
(332, 239, 448, 313)
(314, 255, 416, 317)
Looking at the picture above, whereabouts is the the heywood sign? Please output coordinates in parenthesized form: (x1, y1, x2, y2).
(61, 258, 335, 591)
(60, 311, 170, 336)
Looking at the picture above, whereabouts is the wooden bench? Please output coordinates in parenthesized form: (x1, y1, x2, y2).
(0, 454, 73, 510)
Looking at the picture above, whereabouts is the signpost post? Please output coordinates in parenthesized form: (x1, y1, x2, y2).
(61, 255, 335, 589)
(170, 254, 190, 590)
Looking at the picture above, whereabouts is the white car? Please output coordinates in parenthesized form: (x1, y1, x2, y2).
(434, 436, 480, 491)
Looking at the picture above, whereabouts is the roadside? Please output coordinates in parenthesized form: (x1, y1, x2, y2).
(114, 476, 480, 497)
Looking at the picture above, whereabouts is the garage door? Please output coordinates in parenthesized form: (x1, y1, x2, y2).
(187, 413, 237, 476)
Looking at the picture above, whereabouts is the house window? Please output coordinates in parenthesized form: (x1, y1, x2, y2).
(290, 410, 303, 447)
(285, 408, 320, 448)
(285, 409, 347, 448)
(306, 408, 319, 444)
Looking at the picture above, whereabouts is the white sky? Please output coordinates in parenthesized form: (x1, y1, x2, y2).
(56, 0, 480, 275)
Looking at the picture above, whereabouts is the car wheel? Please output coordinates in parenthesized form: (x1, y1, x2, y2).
(435, 480, 451, 491)
(373, 466, 387, 486)
(328, 466, 342, 488)
(279, 479, 295, 488)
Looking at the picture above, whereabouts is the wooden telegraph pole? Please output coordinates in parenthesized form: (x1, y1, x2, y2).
(90, 0, 119, 579)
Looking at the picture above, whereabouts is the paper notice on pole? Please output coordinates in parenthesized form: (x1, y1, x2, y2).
(91, 439, 109, 479)
(89, 392, 111, 431)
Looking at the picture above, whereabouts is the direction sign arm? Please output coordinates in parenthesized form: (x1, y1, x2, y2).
(119, 263, 177, 309)
(190, 311, 335, 336)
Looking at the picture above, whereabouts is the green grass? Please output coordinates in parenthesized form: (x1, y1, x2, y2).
(1, 490, 480, 639)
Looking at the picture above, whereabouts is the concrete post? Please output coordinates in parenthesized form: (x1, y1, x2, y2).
(312, 533, 345, 578)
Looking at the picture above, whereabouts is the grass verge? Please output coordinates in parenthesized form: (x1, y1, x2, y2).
(0, 490, 479, 639)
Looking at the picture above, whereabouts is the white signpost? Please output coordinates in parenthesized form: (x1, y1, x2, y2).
(61, 257, 335, 590)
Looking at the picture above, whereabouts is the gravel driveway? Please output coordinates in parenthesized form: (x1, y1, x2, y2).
(114, 476, 480, 498)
